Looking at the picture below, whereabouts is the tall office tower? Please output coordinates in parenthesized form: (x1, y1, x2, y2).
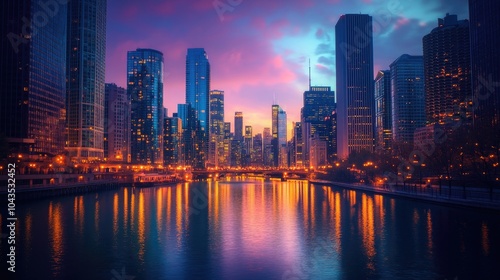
(234, 112, 243, 141)
(423, 14, 471, 125)
(374, 70, 392, 150)
(469, 0, 500, 131)
(186, 48, 210, 167)
(292, 122, 303, 167)
(209, 90, 224, 167)
(243, 126, 253, 166)
(66, 0, 107, 161)
(128, 49, 164, 165)
(335, 14, 375, 158)
(272, 104, 288, 167)
(104, 84, 130, 163)
(263, 127, 273, 167)
(164, 117, 182, 166)
(222, 122, 231, 167)
(1, 0, 67, 157)
(390, 55, 425, 144)
(178, 104, 201, 167)
(252, 133, 263, 167)
(301, 86, 336, 165)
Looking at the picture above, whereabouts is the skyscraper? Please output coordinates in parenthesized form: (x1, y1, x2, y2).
(469, 0, 500, 131)
(263, 127, 273, 167)
(209, 90, 224, 167)
(374, 70, 392, 150)
(335, 14, 375, 158)
(104, 83, 130, 163)
(272, 104, 287, 167)
(186, 48, 210, 167)
(423, 14, 471, 125)
(252, 133, 263, 167)
(301, 86, 335, 166)
(164, 116, 182, 166)
(244, 125, 253, 166)
(178, 104, 201, 167)
(390, 55, 425, 144)
(1, 0, 67, 157)
(234, 112, 243, 141)
(66, 0, 107, 161)
(128, 48, 164, 165)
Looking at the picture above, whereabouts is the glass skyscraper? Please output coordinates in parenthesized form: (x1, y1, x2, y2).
(272, 104, 287, 167)
(66, 0, 107, 161)
(335, 14, 375, 158)
(390, 55, 425, 144)
(234, 112, 243, 141)
(1, 0, 67, 157)
(374, 70, 392, 150)
(301, 86, 335, 165)
(128, 48, 164, 165)
(209, 90, 224, 167)
(186, 48, 210, 167)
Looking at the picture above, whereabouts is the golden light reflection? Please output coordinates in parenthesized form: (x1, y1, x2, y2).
(124, 188, 129, 230)
(176, 185, 183, 246)
(166, 187, 172, 231)
(138, 191, 145, 262)
(113, 193, 119, 236)
(48, 202, 64, 277)
(157, 188, 163, 234)
(482, 222, 490, 255)
(426, 210, 433, 252)
(360, 194, 375, 271)
(73, 196, 84, 234)
(374, 195, 385, 236)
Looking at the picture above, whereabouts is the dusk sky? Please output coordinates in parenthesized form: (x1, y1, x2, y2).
(105, 0, 468, 135)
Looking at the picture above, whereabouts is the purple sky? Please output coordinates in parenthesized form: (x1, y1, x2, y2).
(105, 0, 468, 135)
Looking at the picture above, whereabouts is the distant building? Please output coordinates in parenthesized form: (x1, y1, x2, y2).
(104, 84, 130, 163)
(209, 90, 224, 167)
(374, 70, 392, 150)
(234, 112, 243, 141)
(252, 133, 263, 167)
(128, 48, 164, 165)
(336, 14, 375, 158)
(272, 104, 287, 167)
(301, 86, 335, 165)
(164, 117, 182, 166)
(390, 54, 425, 144)
(244, 126, 253, 167)
(310, 134, 327, 170)
(263, 128, 273, 167)
(178, 104, 202, 167)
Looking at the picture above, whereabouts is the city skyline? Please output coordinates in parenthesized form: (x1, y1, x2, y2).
(105, 0, 468, 135)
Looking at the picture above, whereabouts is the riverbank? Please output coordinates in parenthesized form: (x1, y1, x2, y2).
(310, 179, 500, 211)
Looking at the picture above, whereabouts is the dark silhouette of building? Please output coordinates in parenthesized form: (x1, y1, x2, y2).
(374, 70, 392, 150)
(104, 83, 130, 163)
(423, 13, 471, 125)
(1, 0, 67, 157)
(335, 14, 375, 158)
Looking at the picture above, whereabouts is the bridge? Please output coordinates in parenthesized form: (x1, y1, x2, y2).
(190, 169, 311, 181)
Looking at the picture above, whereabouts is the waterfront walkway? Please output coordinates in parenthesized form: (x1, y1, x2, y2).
(310, 180, 500, 211)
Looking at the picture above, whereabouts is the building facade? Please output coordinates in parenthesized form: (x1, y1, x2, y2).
(128, 49, 164, 165)
(209, 90, 224, 167)
(469, 0, 500, 132)
(104, 83, 130, 163)
(66, 0, 107, 161)
(335, 14, 375, 158)
(423, 14, 471, 126)
(1, 0, 67, 157)
(186, 48, 210, 167)
(390, 54, 425, 144)
(374, 70, 392, 150)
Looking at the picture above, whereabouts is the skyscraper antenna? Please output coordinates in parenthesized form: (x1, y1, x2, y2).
(308, 58, 311, 89)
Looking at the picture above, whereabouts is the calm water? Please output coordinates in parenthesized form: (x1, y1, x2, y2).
(1, 178, 499, 279)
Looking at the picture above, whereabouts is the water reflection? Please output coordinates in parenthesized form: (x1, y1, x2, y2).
(3, 179, 499, 280)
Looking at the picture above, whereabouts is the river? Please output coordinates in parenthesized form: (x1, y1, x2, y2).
(1, 178, 499, 279)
